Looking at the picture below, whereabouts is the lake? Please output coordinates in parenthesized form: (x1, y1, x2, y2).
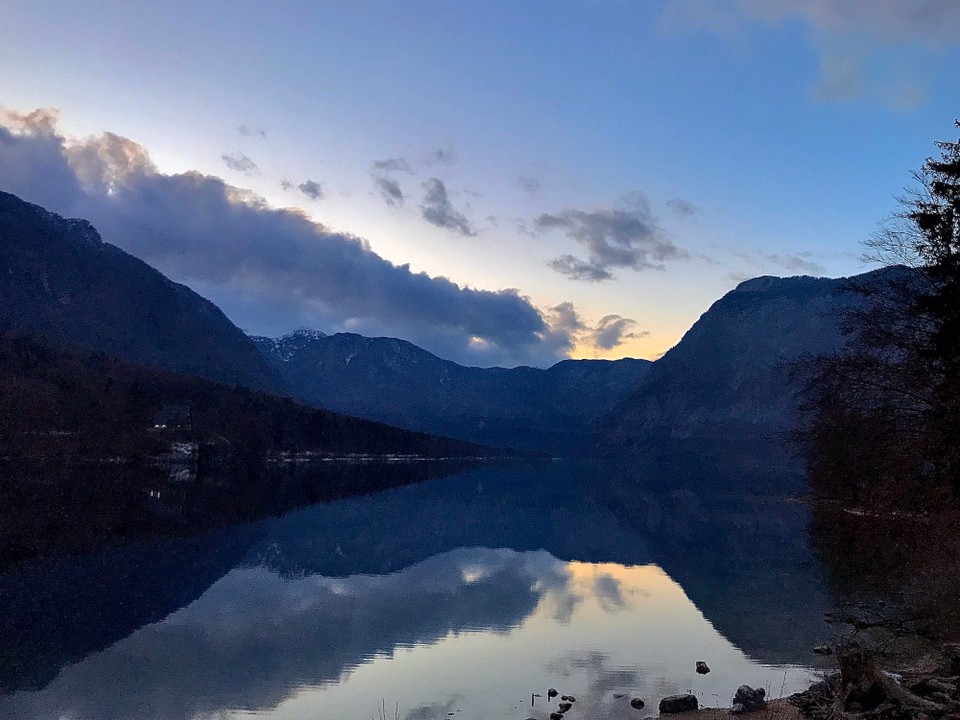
(0, 460, 836, 720)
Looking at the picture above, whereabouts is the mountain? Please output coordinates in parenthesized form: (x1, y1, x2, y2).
(251, 330, 651, 453)
(596, 271, 887, 472)
(0, 191, 281, 392)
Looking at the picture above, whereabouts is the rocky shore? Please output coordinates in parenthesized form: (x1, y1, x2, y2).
(672, 643, 960, 720)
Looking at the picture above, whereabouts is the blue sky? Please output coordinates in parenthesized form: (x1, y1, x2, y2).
(1, 1, 958, 366)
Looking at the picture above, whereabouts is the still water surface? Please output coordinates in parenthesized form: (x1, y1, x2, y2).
(0, 461, 834, 720)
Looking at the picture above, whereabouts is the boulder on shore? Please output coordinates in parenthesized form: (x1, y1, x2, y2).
(730, 685, 767, 714)
(696, 661, 711, 674)
(659, 694, 699, 714)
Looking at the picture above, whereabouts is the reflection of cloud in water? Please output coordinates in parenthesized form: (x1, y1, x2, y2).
(0, 551, 813, 720)
(545, 651, 643, 720)
(405, 695, 463, 720)
(593, 574, 625, 613)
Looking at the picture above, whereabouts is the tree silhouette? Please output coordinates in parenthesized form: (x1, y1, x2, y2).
(802, 121, 960, 499)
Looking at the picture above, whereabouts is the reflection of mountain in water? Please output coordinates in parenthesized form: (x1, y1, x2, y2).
(2, 549, 567, 720)
(0, 459, 478, 695)
(1, 549, 816, 720)
(235, 462, 832, 664)
(0, 460, 832, 710)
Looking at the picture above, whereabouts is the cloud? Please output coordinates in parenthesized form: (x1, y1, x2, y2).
(419, 178, 475, 236)
(374, 176, 404, 206)
(589, 315, 648, 351)
(297, 179, 323, 201)
(536, 192, 687, 282)
(237, 124, 266, 138)
(425, 147, 456, 166)
(548, 256, 613, 282)
(221, 151, 258, 175)
(546, 301, 586, 336)
(372, 157, 413, 174)
(518, 175, 541, 193)
(666, 198, 697, 217)
(664, 0, 960, 107)
(0, 108, 576, 367)
(740, 0, 960, 45)
(544, 303, 645, 354)
(370, 157, 413, 206)
(280, 179, 293, 191)
(736, 249, 827, 275)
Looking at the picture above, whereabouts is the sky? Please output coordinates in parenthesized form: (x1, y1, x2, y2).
(1, 0, 959, 368)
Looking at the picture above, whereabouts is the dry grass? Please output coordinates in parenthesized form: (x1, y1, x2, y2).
(660, 699, 802, 720)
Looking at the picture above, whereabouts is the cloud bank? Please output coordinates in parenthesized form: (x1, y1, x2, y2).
(0, 108, 612, 367)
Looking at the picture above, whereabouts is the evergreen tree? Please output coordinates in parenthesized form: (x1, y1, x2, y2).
(803, 121, 960, 499)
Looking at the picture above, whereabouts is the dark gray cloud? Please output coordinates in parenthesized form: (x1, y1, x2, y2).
(221, 151, 258, 174)
(374, 176, 404, 206)
(537, 192, 687, 282)
(547, 301, 586, 335)
(589, 315, 648, 350)
(280, 179, 293, 191)
(370, 157, 412, 206)
(518, 175, 541, 193)
(0, 110, 573, 367)
(549, 255, 613, 282)
(372, 157, 413, 174)
(545, 303, 643, 353)
(237, 124, 266, 138)
(666, 197, 697, 216)
(297, 179, 323, 200)
(425, 147, 456, 166)
(420, 177, 475, 236)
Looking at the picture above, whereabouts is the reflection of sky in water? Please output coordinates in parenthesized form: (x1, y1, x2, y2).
(1, 549, 813, 720)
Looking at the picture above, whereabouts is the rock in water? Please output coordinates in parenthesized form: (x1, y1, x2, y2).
(659, 695, 698, 714)
(630, 698, 645, 710)
(550, 714, 563, 720)
(730, 686, 766, 714)
(548, 689, 559, 699)
(696, 661, 710, 674)
(558, 703, 572, 713)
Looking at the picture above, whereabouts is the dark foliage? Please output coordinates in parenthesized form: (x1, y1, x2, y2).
(799, 122, 960, 643)
(0, 330, 494, 462)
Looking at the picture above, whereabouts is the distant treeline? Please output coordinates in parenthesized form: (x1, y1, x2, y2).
(0, 330, 496, 462)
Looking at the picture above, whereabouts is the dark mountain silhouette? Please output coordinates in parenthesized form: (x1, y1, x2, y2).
(0, 191, 281, 392)
(595, 270, 902, 470)
(251, 330, 651, 453)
